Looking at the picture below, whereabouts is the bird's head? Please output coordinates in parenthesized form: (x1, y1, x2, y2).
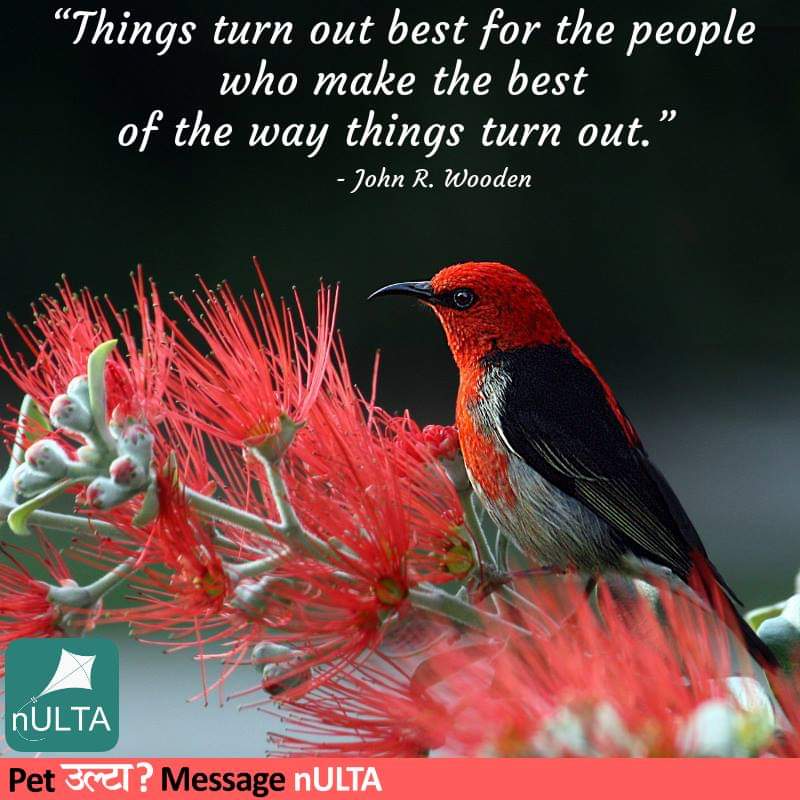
(369, 262, 565, 368)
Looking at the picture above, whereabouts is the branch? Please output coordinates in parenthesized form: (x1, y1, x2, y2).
(409, 585, 530, 638)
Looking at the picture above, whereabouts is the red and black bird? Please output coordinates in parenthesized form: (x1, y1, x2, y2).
(371, 261, 774, 667)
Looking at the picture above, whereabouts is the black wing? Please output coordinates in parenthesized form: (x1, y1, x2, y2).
(489, 344, 731, 593)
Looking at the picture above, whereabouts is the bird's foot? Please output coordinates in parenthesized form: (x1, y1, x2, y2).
(471, 564, 512, 602)
(472, 564, 567, 602)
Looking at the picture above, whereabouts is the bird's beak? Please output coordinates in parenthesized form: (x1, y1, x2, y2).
(368, 281, 436, 303)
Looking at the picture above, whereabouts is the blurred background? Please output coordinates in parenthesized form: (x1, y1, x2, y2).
(2, 0, 798, 754)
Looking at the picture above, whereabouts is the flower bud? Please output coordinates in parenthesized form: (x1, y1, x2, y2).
(50, 393, 92, 433)
(24, 439, 70, 479)
(250, 640, 310, 696)
(757, 594, 800, 671)
(375, 576, 407, 607)
(262, 660, 311, 697)
(252, 641, 295, 671)
(76, 445, 102, 466)
(66, 375, 90, 403)
(13, 463, 56, 496)
(109, 455, 148, 490)
(231, 576, 271, 617)
(85, 476, 133, 510)
(422, 425, 460, 461)
(443, 543, 474, 576)
(117, 423, 154, 462)
(249, 413, 303, 463)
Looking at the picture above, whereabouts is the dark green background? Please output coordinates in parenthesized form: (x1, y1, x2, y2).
(3, 1, 799, 603)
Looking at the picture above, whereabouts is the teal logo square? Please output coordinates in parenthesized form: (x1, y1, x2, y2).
(5, 638, 119, 752)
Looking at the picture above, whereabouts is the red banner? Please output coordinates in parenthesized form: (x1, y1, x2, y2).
(3, 758, 799, 799)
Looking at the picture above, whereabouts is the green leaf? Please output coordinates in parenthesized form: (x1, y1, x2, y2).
(133, 479, 159, 526)
(7, 478, 83, 536)
(87, 339, 118, 451)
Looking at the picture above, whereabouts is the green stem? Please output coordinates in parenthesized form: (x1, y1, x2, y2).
(85, 557, 137, 602)
(186, 467, 330, 561)
(262, 459, 301, 531)
(48, 557, 137, 607)
(27, 509, 127, 539)
(185, 488, 280, 539)
(212, 529, 267, 556)
(261, 458, 332, 561)
(497, 530, 511, 573)
(229, 549, 289, 578)
(458, 487, 496, 570)
(458, 487, 515, 617)
(409, 585, 529, 637)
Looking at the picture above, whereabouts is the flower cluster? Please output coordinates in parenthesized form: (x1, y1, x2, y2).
(0, 261, 798, 757)
(270, 578, 800, 757)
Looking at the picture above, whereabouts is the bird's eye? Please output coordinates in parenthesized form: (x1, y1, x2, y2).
(451, 288, 476, 309)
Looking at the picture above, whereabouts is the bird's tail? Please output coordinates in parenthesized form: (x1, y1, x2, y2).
(733, 604, 780, 671)
(692, 556, 779, 671)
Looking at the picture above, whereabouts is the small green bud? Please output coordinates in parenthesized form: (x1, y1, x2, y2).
(13, 463, 56, 496)
(50, 393, 92, 433)
(24, 439, 70, 479)
(249, 413, 303, 463)
(375, 576, 407, 607)
(109, 455, 149, 490)
(443, 543, 474, 576)
(85, 476, 134, 510)
(262, 661, 310, 696)
(116, 423, 154, 463)
(251, 642, 296, 675)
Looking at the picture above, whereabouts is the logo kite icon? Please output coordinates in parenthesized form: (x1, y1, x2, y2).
(37, 648, 96, 698)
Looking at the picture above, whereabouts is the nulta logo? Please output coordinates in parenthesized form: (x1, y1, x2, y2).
(5, 638, 119, 752)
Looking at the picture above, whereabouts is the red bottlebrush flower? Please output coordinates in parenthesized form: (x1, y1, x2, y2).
(0, 279, 115, 410)
(117, 477, 233, 637)
(0, 268, 174, 432)
(268, 662, 446, 757)
(106, 267, 174, 426)
(168, 260, 338, 449)
(376, 413, 471, 578)
(380, 412, 470, 499)
(421, 425, 460, 462)
(225, 375, 462, 698)
(261, 571, 799, 757)
(0, 533, 93, 653)
(409, 575, 796, 757)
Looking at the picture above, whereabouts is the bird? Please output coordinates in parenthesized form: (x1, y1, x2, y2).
(369, 261, 776, 668)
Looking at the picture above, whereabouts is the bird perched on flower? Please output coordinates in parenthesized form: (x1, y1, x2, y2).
(370, 262, 775, 667)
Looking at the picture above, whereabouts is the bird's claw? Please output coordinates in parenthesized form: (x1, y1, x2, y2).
(471, 564, 512, 602)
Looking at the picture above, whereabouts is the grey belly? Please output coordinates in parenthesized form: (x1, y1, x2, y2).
(468, 452, 627, 572)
